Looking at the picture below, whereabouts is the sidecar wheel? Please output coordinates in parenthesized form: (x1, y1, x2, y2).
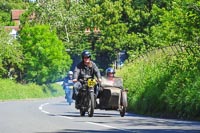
(120, 106, 126, 117)
(120, 91, 127, 117)
(88, 92, 94, 117)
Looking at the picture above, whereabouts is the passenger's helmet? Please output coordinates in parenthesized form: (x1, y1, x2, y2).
(68, 71, 73, 75)
(81, 50, 91, 60)
(106, 67, 115, 77)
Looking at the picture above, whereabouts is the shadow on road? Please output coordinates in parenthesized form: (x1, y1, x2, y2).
(61, 111, 121, 117)
(37, 128, 200, 133)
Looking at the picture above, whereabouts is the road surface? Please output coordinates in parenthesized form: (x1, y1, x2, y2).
(0, 97, 200, 133)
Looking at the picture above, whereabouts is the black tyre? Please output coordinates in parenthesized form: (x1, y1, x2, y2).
(88, 92, 95, 117)
(120, 106, 126, 117)
(80, 109, 85, 116)
(120, 91, 127, 117)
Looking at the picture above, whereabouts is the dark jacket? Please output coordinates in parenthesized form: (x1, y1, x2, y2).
(73, 61, 101, 80)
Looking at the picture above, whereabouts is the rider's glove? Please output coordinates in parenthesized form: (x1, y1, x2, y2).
(97, 78, 102, 83)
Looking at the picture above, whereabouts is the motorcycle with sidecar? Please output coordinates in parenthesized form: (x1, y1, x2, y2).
(97, 77, 128, 117)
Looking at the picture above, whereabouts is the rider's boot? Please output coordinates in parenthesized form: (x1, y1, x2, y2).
(75, 96, 80, 109)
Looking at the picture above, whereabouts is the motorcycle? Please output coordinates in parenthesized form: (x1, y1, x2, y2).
(75, 75, 97, 117)
(63, 82, 73, 105)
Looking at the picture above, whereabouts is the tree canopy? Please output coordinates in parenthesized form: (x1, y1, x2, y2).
(19, 24, 72, 84)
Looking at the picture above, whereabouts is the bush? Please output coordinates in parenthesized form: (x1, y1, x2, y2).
(117, 48, 200, 120)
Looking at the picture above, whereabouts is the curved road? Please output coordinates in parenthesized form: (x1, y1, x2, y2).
(0, 97, 200, 133)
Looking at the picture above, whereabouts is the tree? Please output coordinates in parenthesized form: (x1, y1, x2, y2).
(20, 0, 91, 70)
(18, 0, 200, 70)
(150, 0, 200, 46)
(82, 0, 129, 69)
(0, 0, 30, 26)
(19, 24, 72, 84)
(0, 27, 23, 79)
(20, 0, 90, 54)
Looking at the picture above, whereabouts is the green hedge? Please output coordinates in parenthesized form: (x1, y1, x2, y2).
(117, 50, 200, 120)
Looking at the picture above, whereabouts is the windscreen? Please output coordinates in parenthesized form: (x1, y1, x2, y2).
(101, 77, 123, 88)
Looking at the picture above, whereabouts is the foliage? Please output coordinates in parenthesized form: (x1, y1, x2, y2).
(116, 49, 170, 114)
(85, 0, 130, 69)
(117, 46, 200, 120)
(162, 53, 200, 119)
(19, 0, 93, 71)
(20, 0, 90, 55)
(2, 0, 200, 69)
(0, 78, 64, 100)
(0, 0, 30, 26)
(19, 24, 72, 84)
(17, 0, 200, 69)
(150, 0, 200, 46)
(0, 27, 23, 79)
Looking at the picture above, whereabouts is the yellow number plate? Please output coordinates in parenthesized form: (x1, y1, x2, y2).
(69, 86, 73, 89)
(87, 79, 96, 88)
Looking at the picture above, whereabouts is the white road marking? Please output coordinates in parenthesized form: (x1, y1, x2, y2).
(39, 103, 50, 114)
(58, 115, 74, 120)
(39, 102, 130, 131)
(38, 102, 74, 119)
(86, 121, 134, 132)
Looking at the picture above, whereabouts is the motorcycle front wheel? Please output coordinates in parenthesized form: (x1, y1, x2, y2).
(88, 91, 95, 117)
(80, 108, 85, 116)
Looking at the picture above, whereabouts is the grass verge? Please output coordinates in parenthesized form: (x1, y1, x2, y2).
(0, 78, 64, 101)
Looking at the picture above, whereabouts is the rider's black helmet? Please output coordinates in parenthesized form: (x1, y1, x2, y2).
(106, 67, 115, 77)
(81, 50, 91, 60)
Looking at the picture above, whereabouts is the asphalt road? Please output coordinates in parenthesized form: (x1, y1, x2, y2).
(0, 97, 200, 133)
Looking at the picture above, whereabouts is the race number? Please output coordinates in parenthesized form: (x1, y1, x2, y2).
(87, 79, 96, 88)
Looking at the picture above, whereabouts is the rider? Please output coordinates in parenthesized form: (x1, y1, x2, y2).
(62, 71, 74, 105)
(73, 50, 102, 107)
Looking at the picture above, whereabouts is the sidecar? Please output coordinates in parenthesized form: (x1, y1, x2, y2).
(97, 77, 128, 117)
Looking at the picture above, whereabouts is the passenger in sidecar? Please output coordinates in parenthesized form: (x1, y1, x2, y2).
(98, 67, 128, 117)
(101, 67, 123, 88)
